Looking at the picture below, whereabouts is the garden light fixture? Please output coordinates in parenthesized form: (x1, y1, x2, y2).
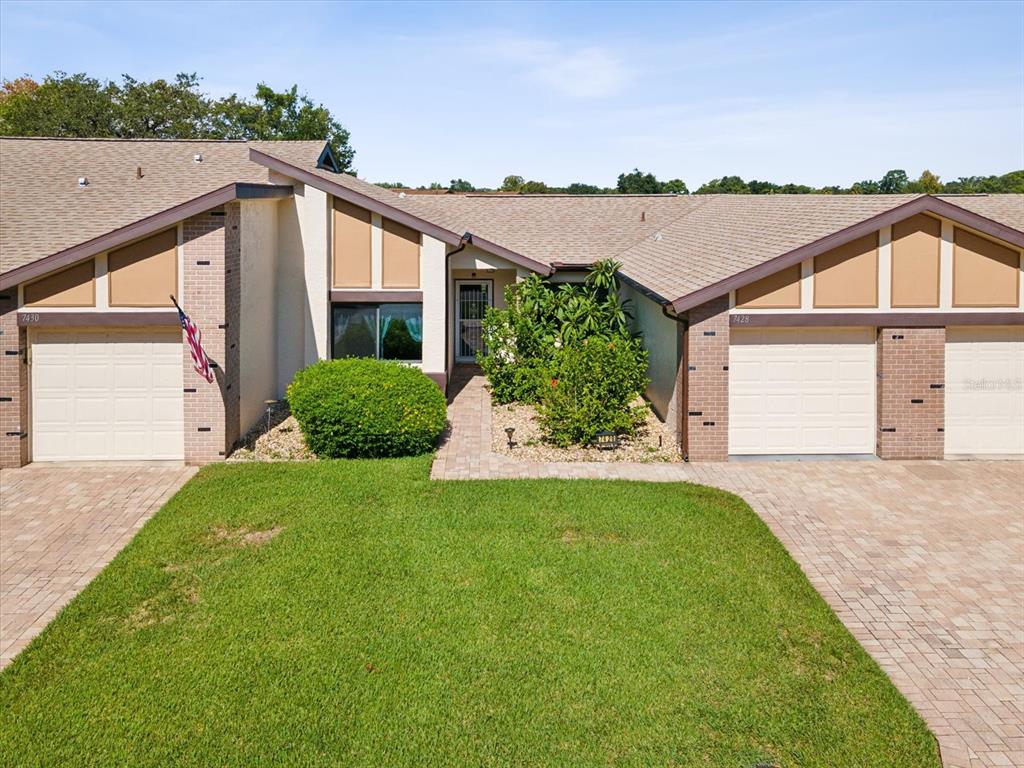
(505, 427, 515, 449)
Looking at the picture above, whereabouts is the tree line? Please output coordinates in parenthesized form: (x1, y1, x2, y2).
(2, 72, 1020, 196)
(381, 167, 1023, 195)
(0, 72, 355, 171)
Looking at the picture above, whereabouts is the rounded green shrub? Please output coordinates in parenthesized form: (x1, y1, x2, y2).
(286, 359, 447, 458)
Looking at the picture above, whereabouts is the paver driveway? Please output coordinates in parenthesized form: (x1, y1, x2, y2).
(0, 463, 195, 668)
(434, 369, 1024, 768)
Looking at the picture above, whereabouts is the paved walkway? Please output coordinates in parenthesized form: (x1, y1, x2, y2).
(0, 463, 195, 668)
(433, 367, 1024, 768)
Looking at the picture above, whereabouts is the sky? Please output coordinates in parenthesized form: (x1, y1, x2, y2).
(1, 0, 1021, 189)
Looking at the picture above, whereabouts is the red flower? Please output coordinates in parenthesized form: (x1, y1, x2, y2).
(550, 378, 558, 387)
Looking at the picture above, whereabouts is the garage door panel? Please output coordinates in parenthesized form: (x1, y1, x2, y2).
(31, 329, 184, 461)
(729, 327, 875, 455)
(945, 327, 1024, 455)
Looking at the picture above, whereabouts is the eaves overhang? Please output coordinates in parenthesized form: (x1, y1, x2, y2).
(668, 195, 1024, 314)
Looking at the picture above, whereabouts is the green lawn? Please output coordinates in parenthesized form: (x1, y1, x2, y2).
(0, 458, 938, 767)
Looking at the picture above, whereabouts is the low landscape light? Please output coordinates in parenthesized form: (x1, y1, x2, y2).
(505, 426, 515, 449)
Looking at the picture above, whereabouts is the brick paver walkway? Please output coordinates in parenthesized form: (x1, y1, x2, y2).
(433, 367, 1024, 768)
(0, 463, 195, 668)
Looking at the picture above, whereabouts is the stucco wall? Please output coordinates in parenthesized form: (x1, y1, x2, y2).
(239, 199, 279, 434)
(421, 234, 446, 378)
(623, 283, 681, 429)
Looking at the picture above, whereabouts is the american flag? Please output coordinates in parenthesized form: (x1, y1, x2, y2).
(172, 297, 214, 384)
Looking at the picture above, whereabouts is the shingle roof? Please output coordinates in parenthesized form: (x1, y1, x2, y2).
(0, 138, 317, 273)
(612, 193, 1024, 304)
(2, 137, 1020, 309)
(406, 194, 706, 266)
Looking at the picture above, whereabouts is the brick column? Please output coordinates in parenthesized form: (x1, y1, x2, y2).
(684, 295, 730, 462)
(0, 291, 29, 468)
(876, 327, 945, 459)
(182, 205, 240, 464)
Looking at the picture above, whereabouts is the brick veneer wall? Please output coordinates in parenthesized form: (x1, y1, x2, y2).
(182, 205, 241, 464)
(684, 295, 730, 462)
(876, 327, 945, 460)
(0, 292, 29, 468)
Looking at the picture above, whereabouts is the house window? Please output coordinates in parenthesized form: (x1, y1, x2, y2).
(332, 303, 423, 362)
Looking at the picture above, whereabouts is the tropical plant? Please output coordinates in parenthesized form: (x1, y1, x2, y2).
(478, 259, 644, 413)
(537, 337, 649, 447)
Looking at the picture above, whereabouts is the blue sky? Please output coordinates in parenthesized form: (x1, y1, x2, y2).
(1, 0, 1021, 188)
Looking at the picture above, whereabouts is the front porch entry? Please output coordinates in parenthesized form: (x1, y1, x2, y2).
(455, 280, 492, 362)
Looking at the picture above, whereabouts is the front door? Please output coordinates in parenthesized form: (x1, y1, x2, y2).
(456, 281, 491, 362)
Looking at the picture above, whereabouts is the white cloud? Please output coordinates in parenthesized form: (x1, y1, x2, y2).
(486, 39, 633, 100)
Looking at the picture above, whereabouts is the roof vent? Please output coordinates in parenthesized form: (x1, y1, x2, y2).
(653, 232, 663, 242)
(640, 211, 646, 222)
(193, 153, 203, 163)
(136, 166, 143, 179)
(398, 191, 407, 199)
(77, 177, 88, 188)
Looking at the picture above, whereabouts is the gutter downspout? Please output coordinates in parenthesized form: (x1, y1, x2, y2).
(662, 303, 689, 462)
(443, 233, 473, 392)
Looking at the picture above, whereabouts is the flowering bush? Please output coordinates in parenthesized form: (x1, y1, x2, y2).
(479, 260, 650, 446)
(537, 338, 649, 447)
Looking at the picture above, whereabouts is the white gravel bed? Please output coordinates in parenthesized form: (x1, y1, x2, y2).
(490, 400, 680, 463)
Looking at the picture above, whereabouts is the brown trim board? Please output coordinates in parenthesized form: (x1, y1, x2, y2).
(18, 311, 180, 327)
(0, 183, 293, 291)
(249, 148, 553, 277)
(728, 312, 1024, 328)
(671, 196, 1024, 314)
(330, 290, 424, 303)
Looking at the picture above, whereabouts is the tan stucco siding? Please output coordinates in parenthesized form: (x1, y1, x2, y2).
(22, 259, 95, 307)
(107, 228, 177, 307)
(953, 227, 1020, 307)
(735, 264, 801, 308)
(239, 199, 279, 435)
(891, 214, 941, 308)
(382, 218, 421, 288)
(332, 198, 372, 288)
(813, 232, 878, 308)
(622, 283, 680, 428)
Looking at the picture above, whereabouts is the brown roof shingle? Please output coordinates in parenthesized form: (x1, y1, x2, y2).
(3, 137, 1020, 309)
(0, 138, 314, 273)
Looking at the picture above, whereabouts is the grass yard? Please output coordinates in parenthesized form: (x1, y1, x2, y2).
(0, 458, 939, 767)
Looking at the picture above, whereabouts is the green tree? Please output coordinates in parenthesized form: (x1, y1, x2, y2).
(449, 178, 474, 192)
(116, 73, 211, 138)
(500, 175, 524, 192)
(0, 72, 356, 172)
(566, 182, 605, 195)
(916, 170, 942, 193)
(851, 179, 880, 194)
(662, 178, 689, 194)
(519, 180, 549, 194)
(213, 83, 354, 171)
(696, 175, 750, 194)
(878, 169, 909, 194)
(617, 168, 662, 194)
(0, 71, 117, 137)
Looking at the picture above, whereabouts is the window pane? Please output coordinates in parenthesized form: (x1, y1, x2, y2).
(332, 305, 377, 358)
(379, 303, 422, 361)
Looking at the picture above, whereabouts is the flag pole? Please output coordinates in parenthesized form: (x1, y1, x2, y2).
(169, 294, 183, 313)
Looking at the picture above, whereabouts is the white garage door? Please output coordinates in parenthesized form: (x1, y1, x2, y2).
(729, 327, 876, 455)
(945, 326, 1024, 456)
(31, 328, 184, 461)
